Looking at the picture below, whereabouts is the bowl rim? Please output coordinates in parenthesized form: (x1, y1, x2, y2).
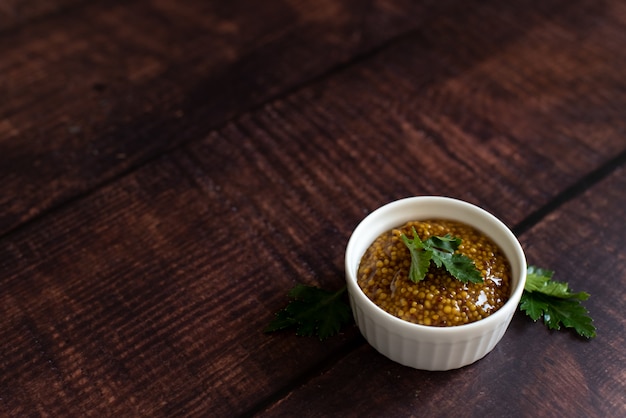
(345, 196, 527, 335)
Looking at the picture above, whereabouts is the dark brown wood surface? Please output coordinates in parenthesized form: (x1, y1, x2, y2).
(1, 0, 625, 417)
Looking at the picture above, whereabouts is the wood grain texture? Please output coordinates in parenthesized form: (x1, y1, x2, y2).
(1, 0, 625, 417)
(0, 154, 361, 416)
(0, 0, 451, 236)
(183, 0, 626, 229)
(259, 166, 626, 418)
(0, 0, 85, 31)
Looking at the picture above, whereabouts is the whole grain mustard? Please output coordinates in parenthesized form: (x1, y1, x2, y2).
(357, 219, 511, 326)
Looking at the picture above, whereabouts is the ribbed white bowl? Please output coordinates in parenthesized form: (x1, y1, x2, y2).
(345, 196, 526, 371)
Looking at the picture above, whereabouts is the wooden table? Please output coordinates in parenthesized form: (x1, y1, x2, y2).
(2, 0, 625, 416)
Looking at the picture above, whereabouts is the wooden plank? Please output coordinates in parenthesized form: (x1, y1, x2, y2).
(0, 0, 452, 236)
(258, 165, 626, 417)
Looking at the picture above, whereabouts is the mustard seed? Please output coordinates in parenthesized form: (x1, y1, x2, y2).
(357, 219, 511, 327)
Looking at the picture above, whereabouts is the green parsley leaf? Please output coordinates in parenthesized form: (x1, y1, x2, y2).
(520, 266, 595, 338)
(264, 284, 352, 340)
(426, 234, 462, 254)
(400, 228, 432, 283)
(524, 266, 589, 300)
(401, 228, 483, 283)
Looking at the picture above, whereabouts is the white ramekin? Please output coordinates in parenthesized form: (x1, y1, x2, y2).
(345, 196, 527, 371)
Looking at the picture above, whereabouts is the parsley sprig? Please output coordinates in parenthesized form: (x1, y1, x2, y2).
(264, 284, 352, 340)
(520, 266, 596, 338)
(401, 228, 483, 283)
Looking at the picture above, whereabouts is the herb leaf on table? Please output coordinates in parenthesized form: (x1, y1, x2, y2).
(264, 284, 352, 340)
(519, 266, 596, 338)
